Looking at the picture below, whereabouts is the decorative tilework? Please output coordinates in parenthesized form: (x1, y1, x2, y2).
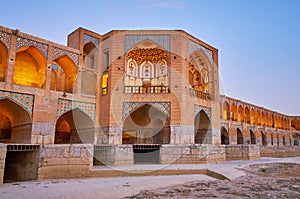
(189, 39, 213, 64)
(0, 31, 12, 49)
(0, 90, 34, 114)
(123, 102, 171, 121)
(16, 37, 48, 58)
(194, 104, 211, 118)
(124, 35, 170, 53)
(84, 34, 99, 47)
(52, 47, 79, 66)
(57, 98, 96, 122)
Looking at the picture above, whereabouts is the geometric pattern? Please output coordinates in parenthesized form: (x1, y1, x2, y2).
(16, 36, 48, 58)
(189, 39, 213, 65)
(56, 98, 96, 122)
(84, 34, 99, 46)
(123, 101, 171, 121)
(0, 31, 12, 49)
(0, 90, 34, 114)
(194, 104, 211, 118)
(52, 47, 79, 66)
(124, 34, 170, 53)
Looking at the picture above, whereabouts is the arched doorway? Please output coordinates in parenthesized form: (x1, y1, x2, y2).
(223, 102, 230, 120)
(237, 105, 244, 122)
(293, 133, 300, 146)
(123, 104, 170, 164)
(195, 110, 211, 144)
(250, 130, 256, 144)
(0, 98, 36, 182)
(231, 103, 237, 121)
(52, 55, 77, 93)
(123, 104, 170, 144)
(261, 131, 266, 145)
(0, 98, 32, 143)
(237, 128, 244, 144)
(13, 46, 46, 88)
(55, 108, 94, 144)
(271, 133, 274, 145)
(124, 40, 169, 94)
(282, 135, 286, 146)
(221, 127, 229, 145)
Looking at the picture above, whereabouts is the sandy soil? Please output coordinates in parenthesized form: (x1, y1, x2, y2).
(1, 159, 299, 199)
(126, 163, 300, 199)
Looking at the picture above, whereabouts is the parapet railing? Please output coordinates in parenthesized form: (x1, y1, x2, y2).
(189, 88, 211, 100)
(124, 86, 170, 94)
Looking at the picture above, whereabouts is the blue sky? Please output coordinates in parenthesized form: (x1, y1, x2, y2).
(1, 0, 299, 115)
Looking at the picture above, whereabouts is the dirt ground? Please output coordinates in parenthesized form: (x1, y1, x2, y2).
(125, 163, 300, 199)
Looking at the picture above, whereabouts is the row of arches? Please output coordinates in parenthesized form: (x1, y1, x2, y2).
(1, 97, 297, 146)
(220, 127, 292, 146)
(122, 104, 211, 145)
(222, 101, 290, 130)
(0, 99, 211, 145)
(0, 41, 77, 93)
(0, 98, 94, 144)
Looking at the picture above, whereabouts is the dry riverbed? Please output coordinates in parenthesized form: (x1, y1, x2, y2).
(125, 163, 300, 199)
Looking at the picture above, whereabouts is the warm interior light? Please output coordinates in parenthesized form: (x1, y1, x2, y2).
(102, 73, 108, 95)
(13, 47, 46, 88)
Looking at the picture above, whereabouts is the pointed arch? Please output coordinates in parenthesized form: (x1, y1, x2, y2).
(237, 105, 244, 122)
(271, 132, 274, 145)
(0, 41, 8, 82)
(0, 98, 32, 143)
(231, 103, 237, 121)
(83, 41, 97, 70)
(265, 112, 270, 127)
(123, 104, 170, 144)
(13, 45, 46, 88)
(237, 128, 244, 144)
(52, 55, 77, 93)
(256, 110, 261, 125)
(55, 108, 94, 144)
(282, 135, 286, 145)
(250, 108, 255, 124)
(189, 48, 212, 93)
(245, 106, 250, 123)
(221, 126, 229, 145)
(195, 110, 211, 144)
(124, 39, 168, 90)
(291, 119, 300, 130)
(250, 129, 256, 144)
(261, 131, 266, 145)
(223, 101, 230, 120)
(261, 112, 265, 126)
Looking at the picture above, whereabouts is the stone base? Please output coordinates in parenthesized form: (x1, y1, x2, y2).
(94, 145, 133, 166)
(225, 145, 260, 160)
(38, 165, 91, 179)
(260, 146, 300, 158)
(160, 144, 226, 164)
(38, 144, 93, 179)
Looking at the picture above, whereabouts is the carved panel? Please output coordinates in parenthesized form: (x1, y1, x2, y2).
(0, 90, 34, 114)
(124, 35, 170, 53)
(194, 104, 211, 118)
(16, 37, 48, 58)
(0, 31, 12, 49)
(56, 98, 96, 122)
(52, 47, 79, 66)
(123, 102, 170, 120)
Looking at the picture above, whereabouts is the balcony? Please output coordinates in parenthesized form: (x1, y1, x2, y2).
(190, 88, 211, 100)
(124, 86, 170, 94)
